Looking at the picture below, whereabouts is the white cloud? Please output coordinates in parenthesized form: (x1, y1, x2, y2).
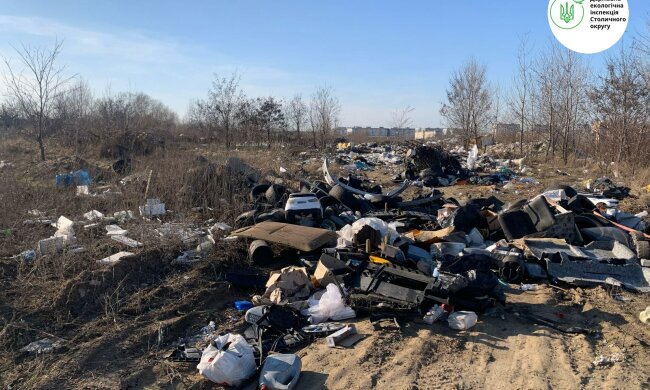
(0, 14, 183, 64)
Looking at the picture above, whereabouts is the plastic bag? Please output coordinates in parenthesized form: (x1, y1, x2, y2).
(448, 311, 477, 330)
(337, 217, 400, 248)
(196, 333, 256, 386)
(305, 284, 355, 324)
(466, 145, 478, 170)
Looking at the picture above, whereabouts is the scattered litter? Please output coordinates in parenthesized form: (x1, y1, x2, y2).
(593, 353, 625, 367)
(175, 250, 202, 265)
(20, 338, 62, 354)
(640, 306, 650, 324)
(105, 224, 128, 236)
(305, 283, 355, 324)
(55, 169, 91, 187)
(196, 333, 256, 386)
(83, 210, 104, 221)
(98, 251, 134, 264)
(259, 353, 302, 390)
(111, 235, 143, 248)
(423, 305, 446, 324)
(448, 311, 478, 330)
(520, 284, 538, 291)
(139, 198, 166, 217)
(326, 324, 363, 348)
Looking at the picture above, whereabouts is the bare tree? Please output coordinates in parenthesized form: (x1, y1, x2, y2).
(508, 36, 533, 157)
(0, 101, 19, 132)
(308, 86, 341, 148)
(534, 45, 560, 157)
(2, 40, 73, 160)
(255, 97, 284, 147)
(53, 78, 93, 156)
(590, 45, 648, 168)
(196, 73, 245, 147)
(440, 58, 492, 148)
(390, 105, 414, 129)
(286, 94, 307, 140)
(555, 47, 589, 163)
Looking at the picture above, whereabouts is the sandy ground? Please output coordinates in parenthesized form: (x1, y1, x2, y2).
(238, 286, 650, 390)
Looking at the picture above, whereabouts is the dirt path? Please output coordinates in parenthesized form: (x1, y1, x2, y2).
(266, 286, 650, 390)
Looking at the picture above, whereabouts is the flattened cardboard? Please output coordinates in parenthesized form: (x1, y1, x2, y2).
(231, 222, 338, 251)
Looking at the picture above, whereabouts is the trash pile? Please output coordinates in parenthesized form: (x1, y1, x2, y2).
(180, 151, 650, 386)
(334, 141, 539, 187)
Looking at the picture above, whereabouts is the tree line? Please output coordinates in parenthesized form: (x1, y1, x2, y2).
(440, 21, 650, 170)
(0, 41, 341, 161)
(1, 23, 649, 170)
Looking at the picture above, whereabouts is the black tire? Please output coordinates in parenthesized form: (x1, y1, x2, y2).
(265, 184, 287, 206)
(311, 181, 331, 197)
(256, 208, 285, 223)
(319, 195, 339, 208)
(235, 210, 257, 228)
(499, 255, 525, 283)
(250, 184, 271, 202)
(329, 185, 372, 213)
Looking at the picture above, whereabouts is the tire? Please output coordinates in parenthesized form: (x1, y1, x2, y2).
(250, 184, 271, 202)
(329, 185, 372, 213)
(311, 181, 331, 197)
(499, 255, 525, 283)
(265, 184, 287, 206)
(318, 195, 339, 208)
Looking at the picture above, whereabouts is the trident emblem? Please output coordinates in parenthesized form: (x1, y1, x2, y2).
(560, 2, 575, 23)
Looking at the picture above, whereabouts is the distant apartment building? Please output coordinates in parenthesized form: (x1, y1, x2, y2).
(338, 126, 415, 139)
(336, 126, 454, 140)
(492, 123, 521, 138)
(415, 127, 441, 139)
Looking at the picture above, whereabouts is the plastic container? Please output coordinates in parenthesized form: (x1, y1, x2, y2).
(259, 353, 302, 390)
(423, 305, 445, 324)
(234, 300, 254, 311)
(447, 311, 478, 330)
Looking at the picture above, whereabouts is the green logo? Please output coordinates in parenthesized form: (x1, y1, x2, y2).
(550, 0, 584, 30)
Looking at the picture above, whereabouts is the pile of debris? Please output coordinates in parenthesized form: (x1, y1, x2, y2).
(334, 141, 539, 188)
(176, 153, 650, 387)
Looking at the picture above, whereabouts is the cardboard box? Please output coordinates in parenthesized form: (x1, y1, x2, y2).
(314, 253, 351, 287)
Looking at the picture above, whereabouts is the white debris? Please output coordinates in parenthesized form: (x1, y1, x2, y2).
(105, 225, 128, 236)
(98, 251, 134, 264)
(83, 210, 104, 221)
(139, 198, 166, 217)
(54, 216, 75, 242)
(20, 338, 62, 354)
(111, 235, 142, 248)
(593, 353, 625, 367)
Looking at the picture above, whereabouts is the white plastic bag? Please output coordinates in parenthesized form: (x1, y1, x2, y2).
(196, 333, 256, 386)
(466, 145, 478, 170)
(306, 284, 355, 324)
(448, 311, 477, 330)
(337, 217, 400, 248)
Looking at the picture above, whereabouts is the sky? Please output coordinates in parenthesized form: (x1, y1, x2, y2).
(0, 1, 648, 127)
